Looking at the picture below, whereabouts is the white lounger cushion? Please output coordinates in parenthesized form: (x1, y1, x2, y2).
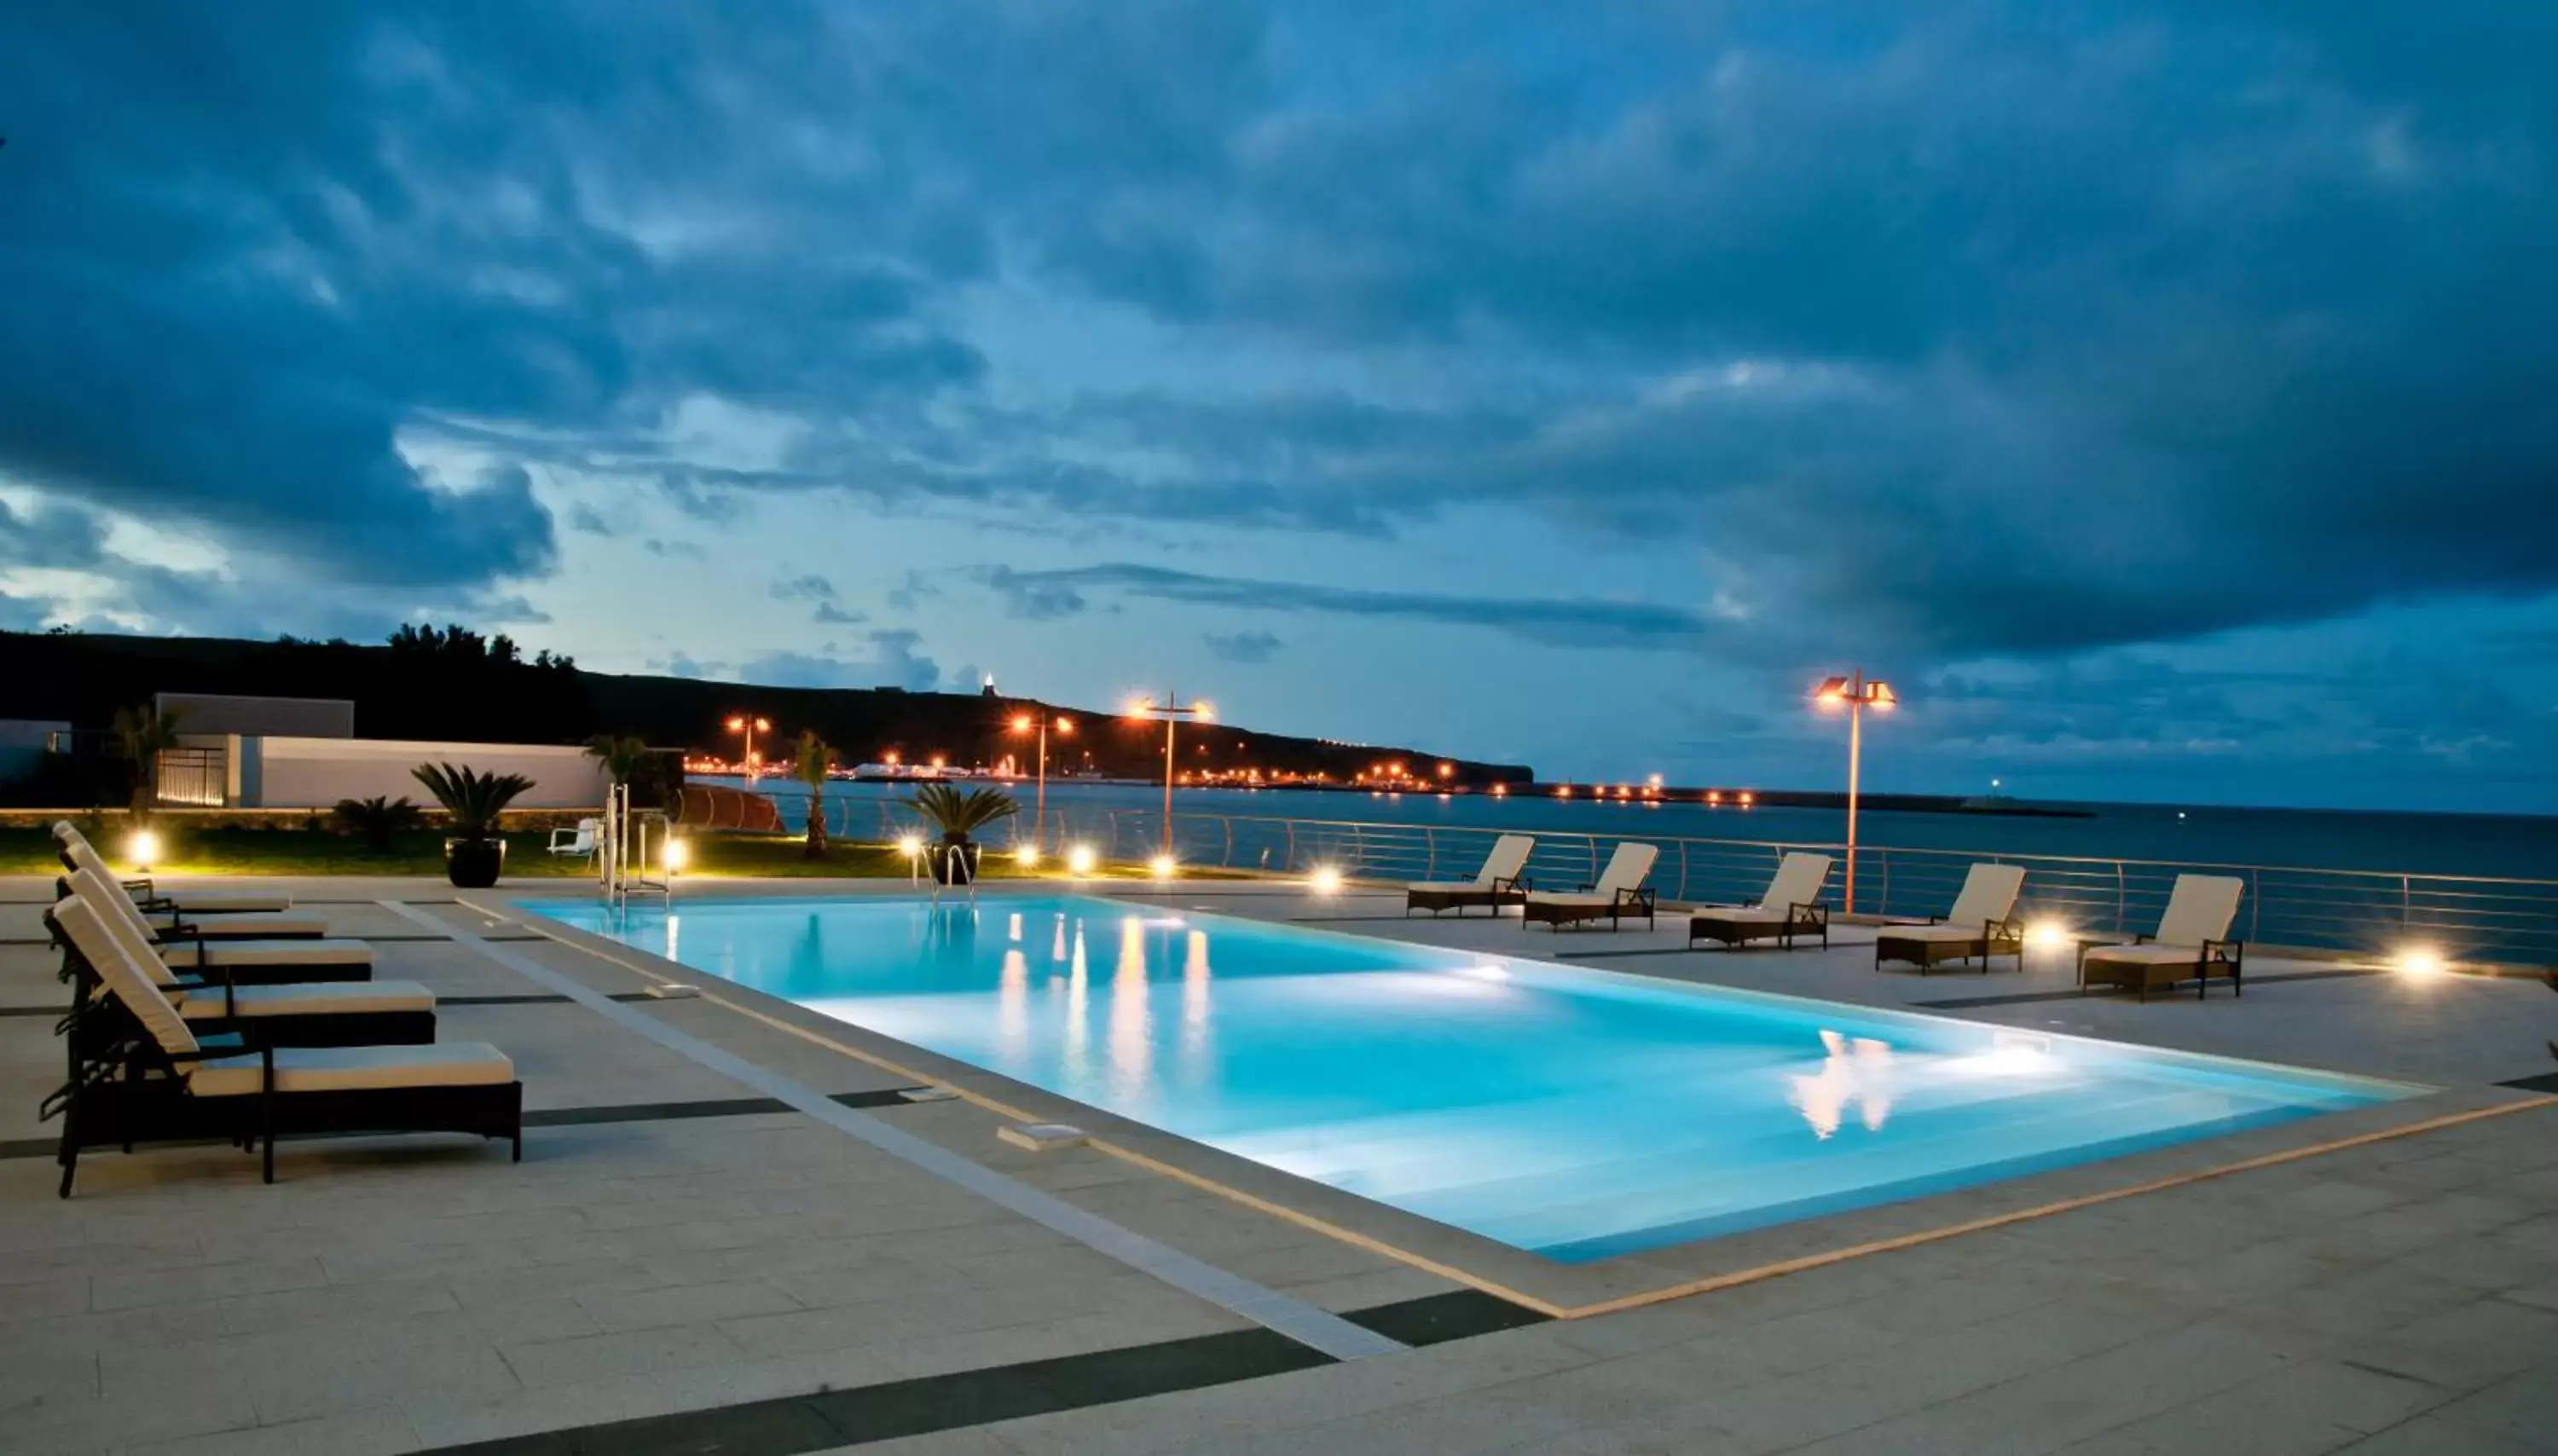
(1525, 892, 1612, 910)
(142, 910, 330, 938)
(50, 898, 202, 1055)
(174, 980, 434, 1020)
(1690, 904, 1791, 925)
(2154, 875, 2244, 948)
(189, 1042, 515, 1098)
(1412, 835, 1535, 893)
(1942, 864, 2026, 926)
(1759, 852, 1832, 910)
(1594, 842, 1659, 896)
(142, 888, 294, 914)
(159, 939, 375, 969)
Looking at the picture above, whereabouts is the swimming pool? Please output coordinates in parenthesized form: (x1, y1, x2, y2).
(525, 893, 2417, 1261)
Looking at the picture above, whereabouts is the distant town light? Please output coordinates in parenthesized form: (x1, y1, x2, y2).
(1010, 714, 1033, 733)
(1738, 790, 1756, 806)
(128, 829, 160, 871)
(1309, 865, 1344, 895)
(1067, 843, 1098, 875)
(1437, 763, 1455, 780)
(1706, 789, 1722, 806)
(1490, 783, 1508, 798)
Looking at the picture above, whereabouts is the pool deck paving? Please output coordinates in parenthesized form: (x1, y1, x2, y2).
(2, 872, 2553, 1454)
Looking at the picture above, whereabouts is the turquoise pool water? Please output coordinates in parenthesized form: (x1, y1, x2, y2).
(524, 893, 2416, 1261)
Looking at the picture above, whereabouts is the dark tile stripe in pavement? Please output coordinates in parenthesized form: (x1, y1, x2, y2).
(413, 1289, 1551, 1455)
(423, 1328, 1335, 1455)
(1914, 967, 2382, 1008)
(0, 1089, 930, 1160)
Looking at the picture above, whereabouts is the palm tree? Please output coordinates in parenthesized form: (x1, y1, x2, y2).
(112, 703, 186, 822)
(585, 733, 650, 786)
(791, 730, 836, 858)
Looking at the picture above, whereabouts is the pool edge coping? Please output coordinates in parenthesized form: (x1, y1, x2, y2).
(483, 883, 2558, 1320)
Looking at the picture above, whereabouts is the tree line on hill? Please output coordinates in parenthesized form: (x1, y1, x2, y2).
(0, 627, 1529, 790)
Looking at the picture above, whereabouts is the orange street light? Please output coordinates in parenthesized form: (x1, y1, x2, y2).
(1010, 711, 1075, 846)
(726, 714, 772, 783)
(1814, 670, 1897, 914)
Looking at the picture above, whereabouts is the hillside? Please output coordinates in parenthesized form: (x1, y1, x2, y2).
(0, 628, 1533, 786)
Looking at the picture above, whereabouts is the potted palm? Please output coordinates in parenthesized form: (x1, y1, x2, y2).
(413, 762, 536, 887)
(904, 783, 1018, 884)
(790, 730, 836, 858)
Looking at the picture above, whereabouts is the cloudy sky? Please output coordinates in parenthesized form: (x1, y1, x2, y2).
(3, 3, 2553, 811)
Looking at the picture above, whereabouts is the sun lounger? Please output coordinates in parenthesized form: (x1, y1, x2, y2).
(1873, 864, 2027, 974)
(2078, 875, 2247, 1001)
(1521, 842, 1658, 930)
(53, 823, 294, 915)
(42, 897, 518, 1195)
(52, 881, 431, 1050)
(1689, 852, 1833, 950)
(55, 868, 374, 985)
(1406, 835, 1536, 916)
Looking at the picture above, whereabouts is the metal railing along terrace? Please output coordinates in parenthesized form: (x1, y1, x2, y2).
(784, 799, 2558, 968)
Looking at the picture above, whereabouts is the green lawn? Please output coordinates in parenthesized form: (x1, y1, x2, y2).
(5, 826, 1240, 883)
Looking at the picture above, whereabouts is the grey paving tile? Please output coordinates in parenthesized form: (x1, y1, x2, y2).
(499, 1320, 749, 1387)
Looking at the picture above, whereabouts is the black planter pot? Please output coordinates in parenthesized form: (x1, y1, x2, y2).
(445, 837, 506, 889)
(928, 838, 981, 885)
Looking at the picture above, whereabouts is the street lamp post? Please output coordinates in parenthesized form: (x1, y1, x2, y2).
(1009, 712, 1075, 848)
(1813, 671, 1897, 916)
(725, 714, 772, 783)
(1126, 694, 1212, 854)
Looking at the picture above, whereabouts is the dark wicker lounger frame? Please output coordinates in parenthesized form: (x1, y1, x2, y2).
(1687, 899, 1829, 950)
(53, 951, 434, 1054)
(1521, 884, 1657, 931)
(42, 1030, 521, 1197)
(2076, 936, 2247, 1002)
(1873, 916, 2026, 974)
(1405, 874, 1531, 917)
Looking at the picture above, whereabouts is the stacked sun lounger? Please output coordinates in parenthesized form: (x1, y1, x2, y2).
(36, 834, 523, 1195)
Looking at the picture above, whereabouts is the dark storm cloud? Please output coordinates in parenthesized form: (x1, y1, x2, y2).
(1204, 629, 1284, 664)
(977, 563, 1716, 649)
(3, 1, 2554, 673)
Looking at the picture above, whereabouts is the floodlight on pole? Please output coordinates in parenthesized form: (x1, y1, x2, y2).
(1009, 711, 1074, 852)
(1813, 670, 1895, 915)
(1126, 694, 1212, 853)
